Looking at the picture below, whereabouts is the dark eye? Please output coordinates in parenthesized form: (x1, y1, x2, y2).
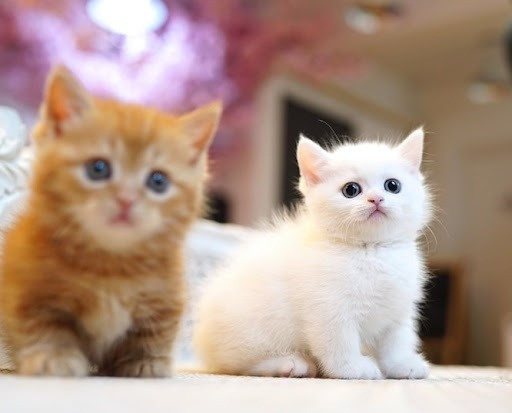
(384, 179, 401, 194)
(341, 182, 361, 198)
(146, 171, 170, 194)
(85, 159, 111, 181)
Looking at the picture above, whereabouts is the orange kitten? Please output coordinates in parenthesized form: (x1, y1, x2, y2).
(0, 66, 222, 377)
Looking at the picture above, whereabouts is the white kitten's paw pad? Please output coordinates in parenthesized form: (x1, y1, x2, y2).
(18, 346, 89, 377)
(328, 356, 383, 380)
(113, 357, 171, 378)
(381, 355, 429, 379)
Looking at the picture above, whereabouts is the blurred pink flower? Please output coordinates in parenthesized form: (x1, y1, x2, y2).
(0, 0, 367, 154)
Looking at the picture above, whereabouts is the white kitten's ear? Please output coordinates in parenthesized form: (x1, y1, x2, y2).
(398, 127, 424, 170)
(297, 135, 330, 186)
(42, 65, 93, 135)
(179, 100, 222, 163)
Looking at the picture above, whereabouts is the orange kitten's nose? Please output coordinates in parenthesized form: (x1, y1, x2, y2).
(111, 196, 136, 225)
(116, 196, 134, 211)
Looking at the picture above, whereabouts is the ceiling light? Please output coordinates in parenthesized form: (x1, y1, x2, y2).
(344, 1, 402, 35)
(86, 0, 168, 36)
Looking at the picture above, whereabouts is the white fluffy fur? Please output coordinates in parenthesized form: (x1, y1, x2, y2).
(193, 128, 432, 379)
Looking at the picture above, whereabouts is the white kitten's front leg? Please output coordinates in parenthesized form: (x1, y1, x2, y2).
(309, 321, 382, 380)
(377, 321, 429, 379)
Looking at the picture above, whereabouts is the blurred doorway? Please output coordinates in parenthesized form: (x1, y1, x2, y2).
(281, 97, 354, 208)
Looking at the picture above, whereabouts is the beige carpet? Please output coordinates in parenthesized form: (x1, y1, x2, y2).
(1, 366, 511, 413)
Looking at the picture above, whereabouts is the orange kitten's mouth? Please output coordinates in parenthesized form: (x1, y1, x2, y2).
(110, 212, 134, 226)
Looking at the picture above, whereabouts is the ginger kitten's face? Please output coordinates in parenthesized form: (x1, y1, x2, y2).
(297, 129, 431, 243)
(33, 66, 222, 252)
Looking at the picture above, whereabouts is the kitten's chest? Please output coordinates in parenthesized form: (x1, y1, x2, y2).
(80, 280, 137, 361)
(339, 245, 422, 314)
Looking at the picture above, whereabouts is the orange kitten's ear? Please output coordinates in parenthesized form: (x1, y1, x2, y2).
(42, 65, 93, 135)
(297, 134, 330, 186)
(179, 101, 223, 162)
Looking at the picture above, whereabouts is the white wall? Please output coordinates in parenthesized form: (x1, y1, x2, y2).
(422, 82, 512, 365)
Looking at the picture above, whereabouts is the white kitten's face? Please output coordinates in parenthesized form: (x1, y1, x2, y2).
(297, 128, 431, 243)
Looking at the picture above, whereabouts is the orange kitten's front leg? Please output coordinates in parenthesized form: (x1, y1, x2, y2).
(102, 301, 183, 378)
(12, 310, 89, 377)
(18, 345, 88, 377)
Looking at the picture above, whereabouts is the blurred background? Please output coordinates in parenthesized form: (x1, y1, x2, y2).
(1, 0, 511, 368)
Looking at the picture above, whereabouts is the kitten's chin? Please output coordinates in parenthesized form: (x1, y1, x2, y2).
(77, 208, 163, 253)
(322, 216, 419, 245)
(93, 231, 142, 252)
(350, 220, 420, 245)
(85, 223, 157, 253)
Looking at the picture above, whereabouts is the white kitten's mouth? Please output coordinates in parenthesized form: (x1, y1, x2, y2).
(368, 207, 387, 219)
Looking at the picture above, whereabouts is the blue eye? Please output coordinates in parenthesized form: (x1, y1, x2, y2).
(146, 171, 170, 194)
(85, 159, 111, 181)
(342, 182, 361, 198)
(384, 179, 401, 194)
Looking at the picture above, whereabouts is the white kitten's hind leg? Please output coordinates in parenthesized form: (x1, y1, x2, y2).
(247, 354, 317, 378)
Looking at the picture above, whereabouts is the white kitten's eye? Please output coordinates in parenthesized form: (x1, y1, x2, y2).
(341, 182, 361, 198)
(384, 179, 401, 194)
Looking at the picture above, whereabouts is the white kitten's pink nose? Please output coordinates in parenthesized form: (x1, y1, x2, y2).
(368, 197, 384, 206)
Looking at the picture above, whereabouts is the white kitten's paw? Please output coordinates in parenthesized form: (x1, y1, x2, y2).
(248, 354, 317, 378)
(326, 356, 383, 380)
(380, 354, 429, 379)
(18, 346, 89, 377)
(283, 356, 317, 378)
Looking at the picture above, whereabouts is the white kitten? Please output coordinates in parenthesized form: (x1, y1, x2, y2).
(193, 128, 432, 379)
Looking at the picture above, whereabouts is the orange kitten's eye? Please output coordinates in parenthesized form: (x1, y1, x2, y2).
(85, 159, 111, 181)
(146, 171, 169, 194)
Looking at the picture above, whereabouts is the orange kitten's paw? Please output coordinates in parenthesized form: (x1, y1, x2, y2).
(18, 346, 89, 377)
(112, 357, 171, 378)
